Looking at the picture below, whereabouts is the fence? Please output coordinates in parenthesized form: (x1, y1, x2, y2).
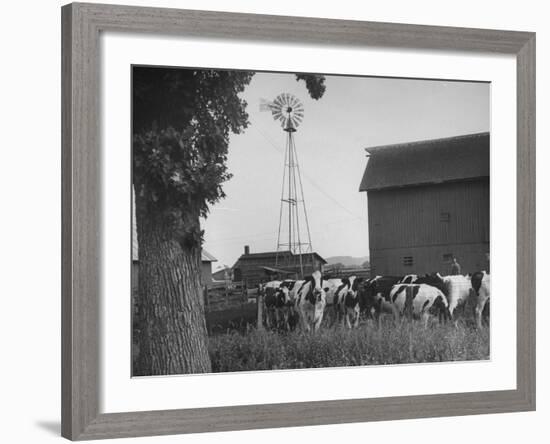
(203, 281, 248, 312)
(323, 267, 371, 280)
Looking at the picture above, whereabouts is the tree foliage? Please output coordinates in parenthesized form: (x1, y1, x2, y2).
(133, 67, 326, 247)
(295, 73, 326, 100)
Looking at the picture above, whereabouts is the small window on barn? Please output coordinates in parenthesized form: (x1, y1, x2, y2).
(403, 256, 413, 267)
(440, 212, 451, 222)
(442, 253, 453, 264)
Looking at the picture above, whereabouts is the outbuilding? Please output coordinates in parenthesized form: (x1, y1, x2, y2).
(232, 245, 326, 287)
(359, 132, 490, 276)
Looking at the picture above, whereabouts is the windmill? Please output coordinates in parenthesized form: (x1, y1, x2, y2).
(260, 93, 313, 277)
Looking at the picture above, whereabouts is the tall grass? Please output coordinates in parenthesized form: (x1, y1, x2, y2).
(208, 319, 490, 373)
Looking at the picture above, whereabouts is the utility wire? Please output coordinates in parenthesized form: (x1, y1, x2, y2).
(252, 124, 367, 223)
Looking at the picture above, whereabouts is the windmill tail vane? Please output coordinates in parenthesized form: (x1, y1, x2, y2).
(259, 98, 276, 112)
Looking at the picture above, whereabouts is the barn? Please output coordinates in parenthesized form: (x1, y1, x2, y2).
(359, 132, 490, 276)
(232, 245, 326, 287)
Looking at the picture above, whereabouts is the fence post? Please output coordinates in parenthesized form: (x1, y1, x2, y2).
(256, 291, 264, 331)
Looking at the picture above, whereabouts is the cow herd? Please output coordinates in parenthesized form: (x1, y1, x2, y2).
(258, 270, 491, 332)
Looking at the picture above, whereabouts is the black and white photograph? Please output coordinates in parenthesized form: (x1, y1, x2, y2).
(1, 0, 542, 442)
(131, 66, 491, 377)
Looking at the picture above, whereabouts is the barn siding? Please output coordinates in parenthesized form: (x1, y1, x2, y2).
(368, 179, 489, 275)
(370, 243, 489, 276)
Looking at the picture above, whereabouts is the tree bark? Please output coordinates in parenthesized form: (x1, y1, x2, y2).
(133, 194, 211, 376)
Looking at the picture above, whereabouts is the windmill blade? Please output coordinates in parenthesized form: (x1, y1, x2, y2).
(272, 109, 283, 121)
(261, 92, 304, 129)
(273, 94, 285, 108)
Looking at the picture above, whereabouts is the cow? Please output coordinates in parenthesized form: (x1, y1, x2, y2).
(399, 274, 418, 284)
(295, 271, 327, 332)
(273, 279, 301, 330)
(320, 278, 343, 325)
(389, 283, 449, 326)
(324, 278, 343, 306)
(411, 273, 450, 322)
(332, 276, 365, 328)
(471, 271, 491, 328)
(358, 276, 403, 324)
(436, 273, 473, 323)
(259, 280, 283, 329)
(288, 279, 306, 303)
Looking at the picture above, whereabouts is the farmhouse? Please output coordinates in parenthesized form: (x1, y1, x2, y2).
(232, 245, 326, 287)
(359, 132, 490, 276)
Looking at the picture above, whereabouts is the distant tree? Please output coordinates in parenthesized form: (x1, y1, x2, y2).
(133, 67, 325, 375)
(327, 262, 345, 274)
(362, 260, 370, 269)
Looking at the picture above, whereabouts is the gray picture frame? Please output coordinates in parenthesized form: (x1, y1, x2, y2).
(61, 2, 536, 440)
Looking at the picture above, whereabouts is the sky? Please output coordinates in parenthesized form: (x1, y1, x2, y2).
(200, 72, 490, 270)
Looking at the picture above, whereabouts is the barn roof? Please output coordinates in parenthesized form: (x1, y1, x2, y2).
(359, 132, 489, 191)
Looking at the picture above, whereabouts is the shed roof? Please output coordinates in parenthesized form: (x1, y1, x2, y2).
(200, 249, 218, 263)
(234, 250, 327, 266)
(237, 250, 292, 260)
(359, 132, 489, 192)
(260, 266, 296, 275)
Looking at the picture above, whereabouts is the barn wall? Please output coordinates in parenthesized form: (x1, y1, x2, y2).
(367, 179, 489, 275)
(370, 242, 489, 276)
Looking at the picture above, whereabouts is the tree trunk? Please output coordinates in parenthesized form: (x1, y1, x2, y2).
(133, 195, 211, 376)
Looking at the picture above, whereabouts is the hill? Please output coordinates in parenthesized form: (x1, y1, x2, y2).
(324, 256, 369, 267)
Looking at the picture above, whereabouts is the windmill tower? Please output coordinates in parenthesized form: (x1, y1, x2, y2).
(260, 93, 313, 277)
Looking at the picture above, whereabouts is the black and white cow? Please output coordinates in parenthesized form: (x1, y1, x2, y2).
(273, 279, 301, 330)
(321, 278, 343, 325)
(259, 280, 285, 329)
(324, 278, 343, 307)
(389, 283, 450, 326)
(333, 276, 364, 328)
(436, 274, 473, 323)
(295, 271, 327, 332)
(358, 276, 403, 322)
(399, 274, 418, 284)
(470, 271, 491, 328)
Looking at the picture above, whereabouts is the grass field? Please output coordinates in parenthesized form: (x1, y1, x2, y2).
(208, 318, 490, 373)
